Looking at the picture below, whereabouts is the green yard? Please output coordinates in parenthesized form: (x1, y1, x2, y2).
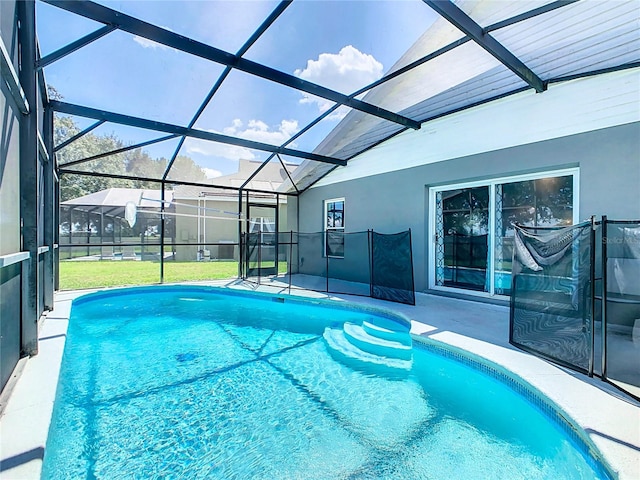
(59, 260, 239, 290)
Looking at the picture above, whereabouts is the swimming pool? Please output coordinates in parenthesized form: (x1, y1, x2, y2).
(42, 286, 612, 479)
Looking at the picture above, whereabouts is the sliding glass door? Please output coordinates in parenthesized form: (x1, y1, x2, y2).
(494, 175, 574, 294)
(436, 186, 489, 291)
(431, 169, 578, 297)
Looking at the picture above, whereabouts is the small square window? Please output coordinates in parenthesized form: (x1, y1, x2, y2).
(324, 198, 345, 258)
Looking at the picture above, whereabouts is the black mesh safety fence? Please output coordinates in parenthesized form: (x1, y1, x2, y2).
(510, 218, 640, 400)
(602, 219, 640, 396)
(246, 232, 260, 276)
(243, 229, 415, 305)
(510, 221, 595, 373)
(327, 232, 371, 296)
(372, 231, 415, 305)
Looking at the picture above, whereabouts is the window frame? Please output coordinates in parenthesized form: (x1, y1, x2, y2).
(324, 197, 345, 258)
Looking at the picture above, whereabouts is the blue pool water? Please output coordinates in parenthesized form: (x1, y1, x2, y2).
(42, 286, 611, 479)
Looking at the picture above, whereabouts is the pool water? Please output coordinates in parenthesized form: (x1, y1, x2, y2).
(42, 286, 610, 479)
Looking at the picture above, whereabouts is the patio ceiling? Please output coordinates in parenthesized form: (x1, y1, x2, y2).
(38, 0, 640, 195)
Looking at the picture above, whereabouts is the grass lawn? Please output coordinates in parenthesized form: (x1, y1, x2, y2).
(59, 260, 239, 290)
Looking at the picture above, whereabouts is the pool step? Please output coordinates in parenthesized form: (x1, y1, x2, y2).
(323, 328, 413, 372)
(323, 316, 413, 373)
(362, 316, 411, 334)
(343, 323, 412, 360)
(362, 320, 412, 345)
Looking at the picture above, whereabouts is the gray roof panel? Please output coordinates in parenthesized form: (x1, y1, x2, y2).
(287, 0, 639, 191)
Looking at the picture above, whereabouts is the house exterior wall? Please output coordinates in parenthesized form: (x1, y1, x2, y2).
(173, 197, 289, 261)
(297, 70, 640, 297)
(174, 198, 241, 261)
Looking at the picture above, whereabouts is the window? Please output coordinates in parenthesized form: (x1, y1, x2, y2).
(430, 168, 578, 297)
(324, 198, 344, 257)
(249, 216, 276, 244)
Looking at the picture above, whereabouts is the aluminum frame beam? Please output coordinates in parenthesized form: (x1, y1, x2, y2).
(353, 0, 575, 98)
(163, 1, 292, 180)
(44, 0, 421, 130)
(424, 0, 546, 93)
(0, 35, 30, 114)
(37, 25, 117, 69)
(277, 154, 300, 194)
(60, 133, 179, 168)
(58, 168, 298, 197)
(485, 0, 579, 32)
(51, 101, 346, 166)
(54, 119, 105, 152)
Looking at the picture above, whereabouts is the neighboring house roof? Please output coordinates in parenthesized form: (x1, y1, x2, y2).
(174, 159, 296, 199)
(61, 188, 174, 211)
(283, 0, 640, 193)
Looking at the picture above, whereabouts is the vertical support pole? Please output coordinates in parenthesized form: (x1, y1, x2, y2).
(86, 209, 90, 256)
(43, 106, 55, 309)
(18, 0, 39, 356)
(140, 215, 146, 260)
(369, 229, 373, 297)
(246, 190, 250, 279)
(196, 197, 201, 260)
(256, 196, 261, 285)
(100, 211, 104, 245)
(68, 205, 72, 257)
(288, 230, 293, 295)
(257, 222, 262, 285)
(203, 196, 207, 253)
(54, 174, 60, 290)
(588, 216, 596, 377)
(409, 228, 416, 305)
(275, 192, 280, 277)
(325, 238, 329, 293)
(160, 181, 165, 283)
(238, 189, 243, 279)
(601, 216, 608, 379)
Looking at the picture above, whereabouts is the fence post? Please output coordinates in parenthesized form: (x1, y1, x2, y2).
(601, 215, 608, 379)
(289, 230, 293, 295)
(160, 183, 165, 283)
(257, 231, 262, 285)
(588, 216, 596, 377)
(408, 228, 416, 306)
(369, 230, 373, 297)
(325, 233, 329, 293)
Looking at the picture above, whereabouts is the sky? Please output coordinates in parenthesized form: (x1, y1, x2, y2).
(37, 0, 439, 179)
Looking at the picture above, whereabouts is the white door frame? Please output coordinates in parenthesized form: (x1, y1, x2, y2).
(428, 167, 580, 298)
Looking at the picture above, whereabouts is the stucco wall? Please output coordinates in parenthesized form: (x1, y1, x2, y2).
(173, 198, 289, 261)
(298, 122, 640, 293)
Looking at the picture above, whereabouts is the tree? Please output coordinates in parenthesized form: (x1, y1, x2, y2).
(125, 148, 166, 187)
(47, 85, 63, 101)
(55, 116, 207, 201)
(166, 155, 208, 183)
(56, 116, 134, 201)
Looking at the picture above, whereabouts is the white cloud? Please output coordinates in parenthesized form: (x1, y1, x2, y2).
(184, 118, 299, 161)
(133, 36, 170, 50)
(294, 45, 384, 116)
(202, 168, 223, 179)
(133, 26, 174, 50)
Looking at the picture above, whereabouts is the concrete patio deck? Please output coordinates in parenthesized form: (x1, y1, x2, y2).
(1, 281, 638, 479)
